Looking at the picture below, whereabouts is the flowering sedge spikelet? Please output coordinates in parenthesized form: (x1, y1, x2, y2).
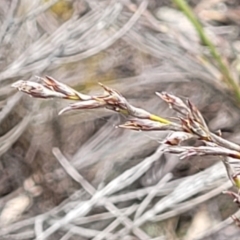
(58, 99, 106, 115)
(11, 80, 66, 99)
(118, 119, 181, 131)
(12, 76, 92, 100)
(40, 76, 91, 100)
(156, 92, 189, 115)
(164, 132, 193, 145)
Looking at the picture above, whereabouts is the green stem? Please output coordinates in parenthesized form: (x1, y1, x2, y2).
(172, 0, 240, 102)
(150, 114, 171, 124)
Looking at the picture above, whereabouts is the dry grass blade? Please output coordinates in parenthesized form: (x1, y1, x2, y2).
(72, 205, 139, 226)
(0, 116, 31, 157)
(52, 0, 149, 65)
(64, 224, 111, 238)
(194, 210, 240, 240)
(0, 0, 18, 43)
(134, 173, 172, 220)
(0, 92, 22, 124)
(52, 147, 96, 195)
(134, 162, 229, 227)
(2, 230, 35, 240)
(59, 231, 72, 240)
(92, 204, 139, 240)
(152, 181, 231, 222)
(49, 147, 151, 240)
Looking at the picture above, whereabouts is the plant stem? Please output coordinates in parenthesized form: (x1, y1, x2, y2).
(150, 114, 171, 124)
(172, 0, 240, 102)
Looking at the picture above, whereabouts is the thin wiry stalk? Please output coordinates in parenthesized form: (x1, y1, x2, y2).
(172, 0, 240, 103)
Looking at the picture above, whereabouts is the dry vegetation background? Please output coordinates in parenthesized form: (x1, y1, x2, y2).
(1, 0, 240, 239)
